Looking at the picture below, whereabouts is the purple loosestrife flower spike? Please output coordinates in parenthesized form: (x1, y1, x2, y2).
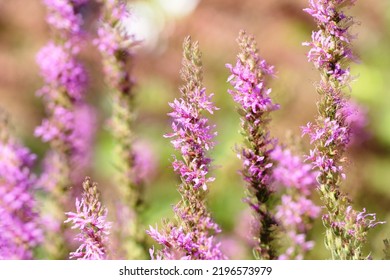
(226, 30, 279, 260)
(271, 146, 320, 260)
(302, 0, 384, 259)
(65, 177, 111, 260)
(147, 37, 225, 260)
(35, 0, 92, 258)
(0, 112, 42, 259)
(94, 0, 146, 259)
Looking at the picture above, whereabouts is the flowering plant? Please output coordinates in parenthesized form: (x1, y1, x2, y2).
(0, 0, 387, 260)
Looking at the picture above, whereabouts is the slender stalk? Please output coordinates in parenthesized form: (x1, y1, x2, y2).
(147, 37, 225, 260)
(94, 0, 146, 259)
(35, 0, 90, 258)
(302, 0, 384, 259)
(226, 30, 279, 260)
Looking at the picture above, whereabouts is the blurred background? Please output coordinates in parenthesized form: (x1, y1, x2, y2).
(0, 0, 389, 259)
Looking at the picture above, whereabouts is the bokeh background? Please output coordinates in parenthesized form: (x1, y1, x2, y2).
(0, 0, 389, 259)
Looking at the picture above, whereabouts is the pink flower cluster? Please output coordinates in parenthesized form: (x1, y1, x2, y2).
(226, 32, 279, 192)
(94, 0, 134, 90)
(302, 0, 384, 259)
(166, 87, 217, 190)
(271, 146, 320, 259)
(148, 222, 224, 260)
(36, 42, 87, 102)
(226, 30, 279, 260)
(148, 37, 225, 260)
(44, 0, 87, 39)
(65, 177, 111, 260)
(0, 120, 42, 259)
(36, 0, 95, 190)
(303, 0, 357, 85)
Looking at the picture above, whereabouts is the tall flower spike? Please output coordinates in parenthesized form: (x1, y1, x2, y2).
(271, 146, 321, 260)
(226, 30, 279, 260)
(147, 37, 225, 260)
(0, 111, 42, 259)
(35, 0, 92, 258)
(94, 0, 146, 259)
(302, 0, 384, 259)
(65, 177, 111, 260)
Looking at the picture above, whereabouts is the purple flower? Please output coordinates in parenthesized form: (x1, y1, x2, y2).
(36, 0, 89, 158)
(43, 0, 87, 40)
(166, 89, 217, 164)
(271, 146, 320, 259)
(303, 0, 357, 85)
(70, 105, 97, 184)
(132, 140, 157, 185)
(302, 0, 383, 259)
(165, 43, 218, 188)
(65, 177, 111, 260)
(148, 37, 225, 260)
(341, 100, 369, 145)
(275, 195, 320, 258)
(36, 0, 90, 179)
(0, 114, 42, 259)
(36, 42, 87, 102)
(226, 30, 279, 260)
(276, 195, 319, 230)
(226, 61, 278, 114)
(35, 106, 74, 145)
(271, 146, 317, 195)
(94, 0, 135, 90)
(36, 105, 96, 191)
(147, 223, 224, 260)
(36, 0, 92, 259)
